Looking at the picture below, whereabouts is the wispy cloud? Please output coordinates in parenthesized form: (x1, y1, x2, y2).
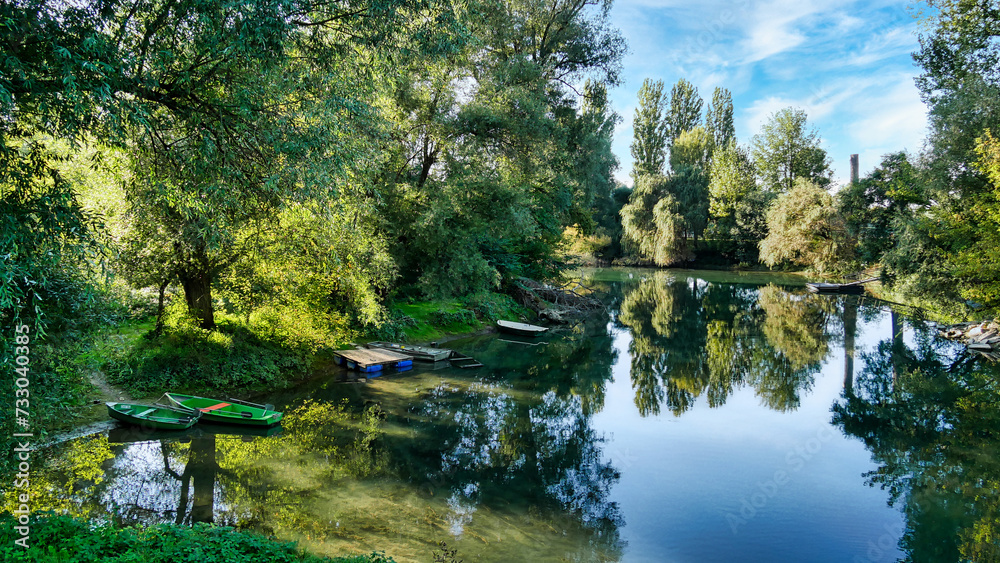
(608, 0, 927, 185)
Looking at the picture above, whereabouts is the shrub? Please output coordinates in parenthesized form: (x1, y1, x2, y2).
(0, 513, 394, 562)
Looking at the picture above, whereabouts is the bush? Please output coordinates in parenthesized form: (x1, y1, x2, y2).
(0, 513, 394, 563)
(103, 301, 339, 395)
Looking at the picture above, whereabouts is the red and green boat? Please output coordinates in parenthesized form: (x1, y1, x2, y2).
(107, 402, 201, 430)
(164, 393, 283, 427)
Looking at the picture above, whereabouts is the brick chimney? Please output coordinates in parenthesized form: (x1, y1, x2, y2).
(850, 154, 859, 184)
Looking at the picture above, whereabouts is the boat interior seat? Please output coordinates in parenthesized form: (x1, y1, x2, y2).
(136, 408, 157, 418)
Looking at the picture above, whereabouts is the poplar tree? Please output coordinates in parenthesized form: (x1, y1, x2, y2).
(630, 79, 668, 179)
(705, 87, 735, 153)
(665, 79, 703, 148)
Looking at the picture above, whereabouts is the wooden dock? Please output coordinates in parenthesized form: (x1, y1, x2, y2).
(333, 348, 414, 373)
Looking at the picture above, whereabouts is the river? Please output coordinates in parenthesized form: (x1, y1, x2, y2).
(4, 268, 999, 562)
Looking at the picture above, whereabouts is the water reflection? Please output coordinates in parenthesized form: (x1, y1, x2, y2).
(833, 317, 1000, 561)
(9, 268, 1000, 561)
(616, 272, 838, 415)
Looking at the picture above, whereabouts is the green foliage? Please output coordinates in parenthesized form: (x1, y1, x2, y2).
(630, 78, 668, 178)
(705, 87, 735, 153)
(669, 127, 711, 171)
(0, 513, 391, 562)
(219, 204, 397, 330)
(0, 139, 103, 337)
(751, 107, 832, 193)
(707, 141, 769, 263)
(665, 79, 703, 149)
(759, 178, 852, 273)
(620, 168, 709, 266)
(376, 0, 625, 298)
(949, 131, 1000, 308)
(103, 301, 337, 395)
(837, 152, 924, 266)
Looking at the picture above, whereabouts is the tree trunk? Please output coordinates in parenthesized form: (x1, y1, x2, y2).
(179, 269, 216, 329)
(153, 279, 169, 336)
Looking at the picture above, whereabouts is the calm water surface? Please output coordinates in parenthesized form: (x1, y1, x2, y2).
(6, 268, 1000, 562)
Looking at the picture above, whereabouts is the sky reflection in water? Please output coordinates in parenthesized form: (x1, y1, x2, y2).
(8, 268, 1000, 562)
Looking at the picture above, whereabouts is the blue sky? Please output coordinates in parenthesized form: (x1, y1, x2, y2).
(605, 0, 929, 187)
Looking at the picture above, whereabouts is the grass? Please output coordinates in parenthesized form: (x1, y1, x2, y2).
(378, 293, 529, 344)
(0, 513, 394, 563)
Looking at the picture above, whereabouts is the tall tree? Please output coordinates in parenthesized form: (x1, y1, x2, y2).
(669, 127, 711, 171)
(665, 79, 703, 148)
(630, 78, 668, 179)
(705, 87, 735, 153)
(1, 0, 453, 329)
(707, 141, 768, 261)
(620, 168, 708, 266)
(759, 178, 852, 273)
(751, 108, 832, 193)
(837, 152, 924, 267)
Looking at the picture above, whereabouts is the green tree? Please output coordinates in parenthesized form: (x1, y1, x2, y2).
(837, 152, 924, 267)
(669, 127, 711, 171)
(707, 141, 768, 262)
(377, 0, 625, 296)
(705, 87, 735, 153)
(665, 78, 703, 149)
(620, 168, 708, 266)
(950, 131, 1000, 308)
(751, 107, 832, 193)
(759, 178, 852, 273)
(897, 2, 1000, 310)
(630, 78, 668, 179)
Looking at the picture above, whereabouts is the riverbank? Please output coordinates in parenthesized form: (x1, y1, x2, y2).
(12, 291, 533, 439)
(0, 514, 392, 563)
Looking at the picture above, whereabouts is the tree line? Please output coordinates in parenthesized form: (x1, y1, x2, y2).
(1, 0, 625, 337)
(610, 1, 1000, 316)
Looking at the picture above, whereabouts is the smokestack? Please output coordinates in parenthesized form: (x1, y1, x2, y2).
(850, 154, 859, 184)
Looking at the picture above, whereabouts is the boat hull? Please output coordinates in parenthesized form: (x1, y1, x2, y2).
(165, 393, 283, 427)
(806, 283, 865, 294)
(106, 402, 200, 430)
(496, 320, 548, 337)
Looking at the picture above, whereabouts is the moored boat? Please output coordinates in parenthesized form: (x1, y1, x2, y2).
(367, 341, 452, 362)
(106, 402, 201, 430)
(164, 393, 283, 427)
(806, 282, 865, 294)
(496, 320, 548, 337)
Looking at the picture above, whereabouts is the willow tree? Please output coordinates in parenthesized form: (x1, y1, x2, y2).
(377, 0, 626, 296)
(620, 168, 707, 266)
(759, 178, 852, 273)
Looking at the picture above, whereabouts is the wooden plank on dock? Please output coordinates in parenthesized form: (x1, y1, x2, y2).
(334, 348, 413, 370)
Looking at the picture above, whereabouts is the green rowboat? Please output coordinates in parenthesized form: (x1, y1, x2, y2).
(164, 393, 283, 427)
(107, 402, 201, 430)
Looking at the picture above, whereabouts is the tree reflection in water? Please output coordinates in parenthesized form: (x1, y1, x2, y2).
(7, 312, 624, 562)
(833, 319, 1000, 561)
(617, 272, 834, 415)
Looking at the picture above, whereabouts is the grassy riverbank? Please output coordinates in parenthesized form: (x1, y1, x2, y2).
(0, 514, 392, 563)
(2, 291, 531, 439)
